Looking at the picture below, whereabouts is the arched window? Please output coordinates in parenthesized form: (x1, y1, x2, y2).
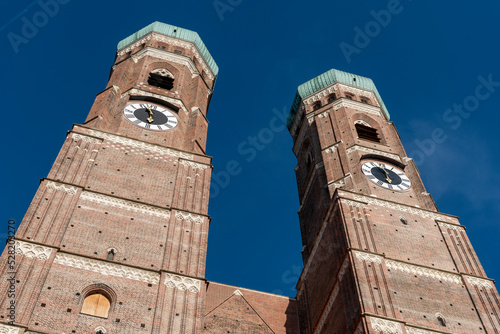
(305, 152, 314, 170)
(95, 327, 107, 334)
(327, 94, 336, 103)
(345, 94, 353, 100)
(148, 68, 174, 90)
(81, 293, 111, 318)
(436, 313, 446, 327)
(313, 102, 321, 111)
(107, 249, 116, 261)
(355, 123, 380, 142)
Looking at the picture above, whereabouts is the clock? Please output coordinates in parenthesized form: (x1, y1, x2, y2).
(361, 161, 411, 191)
(123, 103, 178, 131)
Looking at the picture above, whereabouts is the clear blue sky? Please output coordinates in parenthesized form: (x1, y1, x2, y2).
(1, 0, 499, 297)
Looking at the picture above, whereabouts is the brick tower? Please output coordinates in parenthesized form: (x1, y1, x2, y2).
(0, 22, 218, 333)
(287, 69, 500, 333)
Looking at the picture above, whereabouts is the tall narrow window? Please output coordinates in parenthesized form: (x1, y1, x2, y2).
(345, 94, 353, 100)
(355, 124, 380, 142)
(361, 98, 369, 104)
(81, 293, 111, 318)
(305, 152, 313, 170)
(148, 68, 174, 90)
(107, 249, 115, 261)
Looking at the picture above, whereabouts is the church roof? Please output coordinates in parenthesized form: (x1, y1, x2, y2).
(117, 21, 219, 76)
(287, 68, 390, 130)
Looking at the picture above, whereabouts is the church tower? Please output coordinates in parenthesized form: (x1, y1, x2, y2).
(287, 69, 500, 333)
(0, 22, 217, 333)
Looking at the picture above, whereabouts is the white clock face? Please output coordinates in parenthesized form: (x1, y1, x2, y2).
(361, 161, 411, 191)
(123, 103, 178, 131)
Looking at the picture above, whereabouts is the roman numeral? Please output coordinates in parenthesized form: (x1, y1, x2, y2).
(133, 120, 141, 125)
(370, 162, 376, 167)
(367, 175, 376, 179)
(388, 184, 393, 189)
(157, 125, 164, 130)
(145, 124, 151, 129)
(377, 181, 383, 186)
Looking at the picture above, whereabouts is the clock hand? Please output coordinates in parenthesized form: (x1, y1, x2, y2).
(145, 105, 154, 123)
(379, 164, 392, 183)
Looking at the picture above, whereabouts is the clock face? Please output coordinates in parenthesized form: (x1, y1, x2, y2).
(123, 103, 178, 131)
(361, 161, 411, 191)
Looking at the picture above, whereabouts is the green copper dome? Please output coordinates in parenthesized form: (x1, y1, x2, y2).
(117, 21, 219, 76)
(287, 69, 390, 130)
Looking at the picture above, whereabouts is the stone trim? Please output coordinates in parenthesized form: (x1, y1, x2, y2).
(346, 145, 401, 161)
(328, 174, 351, 191)
(303, 83, 377, 106)
(406, 326, 455, 334)
(175, 211, 205, 224)
(323, 142, 340, 153)
(179, 159, 210, 170)
(164, 273, 201, 293)
(133, 47, 199, 78)
(80, 191, 171, 219)
(332, 98, 382, 117)
(370, 317, 403, 334)
(124, 88, 188, 114)
(46, 181, 78, 195)
(14, 241, 53, 261)
(72, 133, 102, 144)
(386, 260, 461, 284)
(465, 276, 494, 290)
(117, 32, 215, 80)
(54, 253, 160, 284)
(87, 129, 194, 160)
(438, 222, 464, 232)
(350, 193, 454, 222)
(354, 250, 383, 264)
(0, 324, 20, 334)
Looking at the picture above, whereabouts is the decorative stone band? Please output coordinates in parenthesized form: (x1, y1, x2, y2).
(341, 198, 366, 209)
(332, 99, 382, 117)
(465, 276, 494, 290)
(46, 181, 78, 195)
(317, 110, 330, 118)
(438, 222, 464, 232)
(385, 260, 462, 284)
(117, 32, 215, 80)
(328, 174, 351, 191)
(72, 133, 102, 144)
(54, 253, 160, 285)
(351, 194, 454, 222)
(323, 142, 340, 153)
(370, 317, 403, 334)
(87, 129, 194, 160)
(303, 83, 377, 106)
(175, 211, 205, 224)
(14, 241, 53, 261)
(406, 326, 455, 334)
(346, 145, 401, 161)
(354, 250, 383, 264)
(0, 324, 20, 334)
(179, 159, 210, 170)
(132, 47, 199, 78)
(164, 273, 201, 293)
(80, 191, 171, 220)
(125, 88, 188, 114)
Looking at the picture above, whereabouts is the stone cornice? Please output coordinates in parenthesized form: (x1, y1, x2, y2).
(84, 128, 195, 160)
(54, 253, 160, 284)
(332, 98, 382, 117)
(46, 181, 78, 195)
(346, 144, 402, 161)
(132, 47, 200, 78)
(0, 324, 20, 334)
(303, 83, 378, 107)
(80, 191, 171, 219)
(179, 159, 210, 170)
(123, 87, 189, 114)
(164, 273, 202, 293)
(14, 240, 54, 261)
(117, 32, 215, 80)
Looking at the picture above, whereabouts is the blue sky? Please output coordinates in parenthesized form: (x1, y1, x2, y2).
(1, 0, 499, 297)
